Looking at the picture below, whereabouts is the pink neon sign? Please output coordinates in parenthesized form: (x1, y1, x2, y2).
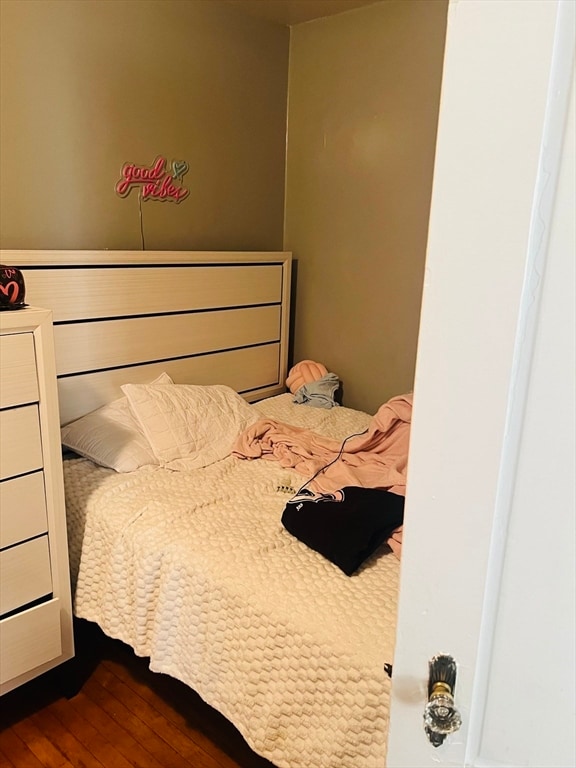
(115, 156, 189, 203)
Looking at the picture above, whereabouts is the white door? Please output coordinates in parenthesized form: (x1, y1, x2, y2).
(387, 2, 575, 766)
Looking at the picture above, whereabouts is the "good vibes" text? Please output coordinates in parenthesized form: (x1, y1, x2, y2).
(115, 156, 189, 203)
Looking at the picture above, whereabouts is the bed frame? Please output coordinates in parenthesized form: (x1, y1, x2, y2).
(0, 250, 292, 425)
(1, 250, 402, 768)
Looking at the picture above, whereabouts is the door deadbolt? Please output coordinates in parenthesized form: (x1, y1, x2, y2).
(424, 654, 462, 747)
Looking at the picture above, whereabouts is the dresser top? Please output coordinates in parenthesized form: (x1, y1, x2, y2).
(0, 306, 52, 334)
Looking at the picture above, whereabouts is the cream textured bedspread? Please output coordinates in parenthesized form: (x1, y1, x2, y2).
(64, 395, 401, 768)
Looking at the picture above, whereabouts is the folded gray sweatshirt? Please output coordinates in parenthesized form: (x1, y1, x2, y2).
(292, 372, 340, 409)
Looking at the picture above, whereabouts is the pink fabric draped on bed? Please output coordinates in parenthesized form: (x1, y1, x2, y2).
(233, 393, 412, 557)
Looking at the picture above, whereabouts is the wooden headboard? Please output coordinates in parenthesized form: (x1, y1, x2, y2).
(1, 250, 291, 425)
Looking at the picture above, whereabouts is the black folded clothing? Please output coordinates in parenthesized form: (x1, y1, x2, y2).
(281, 486, 404, 576)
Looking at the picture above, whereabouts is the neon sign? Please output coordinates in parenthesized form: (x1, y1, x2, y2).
(115, 156, 189, 203)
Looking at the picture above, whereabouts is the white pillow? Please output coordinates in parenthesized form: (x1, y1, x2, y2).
(61, 372, 173, 472)
(121, 383, 258, 470)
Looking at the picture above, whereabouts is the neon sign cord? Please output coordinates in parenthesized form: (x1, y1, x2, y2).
(138, 190, 146, 250)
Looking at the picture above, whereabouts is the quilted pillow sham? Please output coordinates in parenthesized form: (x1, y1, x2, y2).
(61, 372, 173, 473)
(122, 383, 259, 470)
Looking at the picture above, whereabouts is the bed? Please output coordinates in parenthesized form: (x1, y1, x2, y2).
(4, 250, 406, 768)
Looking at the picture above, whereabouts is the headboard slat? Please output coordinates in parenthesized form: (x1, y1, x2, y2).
(17, 264, 282, 323)
(57, 345, 282, 425)
(53, 306, 281, 376)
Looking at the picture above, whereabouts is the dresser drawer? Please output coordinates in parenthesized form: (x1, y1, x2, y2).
(0, 536, 53, 616)
(0, 333, 39, 409)
(0, 405, 43, 480)
(0, 598, 62, 684)
(0, 472, 48, 549)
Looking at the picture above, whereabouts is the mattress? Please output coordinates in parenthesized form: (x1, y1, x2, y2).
(64, 394, 401, 768)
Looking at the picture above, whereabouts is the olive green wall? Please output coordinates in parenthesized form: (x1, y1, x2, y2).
(0, 0, 448, 414)
(285, 0, 448, 412)
(0, 0, 289, 250)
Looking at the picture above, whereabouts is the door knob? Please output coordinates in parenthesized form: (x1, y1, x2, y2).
(424, 654, 462, 747)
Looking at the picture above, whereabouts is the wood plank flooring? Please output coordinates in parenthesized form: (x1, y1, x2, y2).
(0, 620, 276, 768)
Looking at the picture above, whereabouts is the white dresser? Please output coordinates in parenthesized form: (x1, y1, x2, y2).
(0, 307, 74, 694)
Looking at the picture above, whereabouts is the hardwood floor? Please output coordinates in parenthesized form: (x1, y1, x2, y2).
(0, 620, 276, 768)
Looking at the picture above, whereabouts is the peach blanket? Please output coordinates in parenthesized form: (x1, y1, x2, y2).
(233, 394, 411, 558)
(233, 393, 412, 497)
